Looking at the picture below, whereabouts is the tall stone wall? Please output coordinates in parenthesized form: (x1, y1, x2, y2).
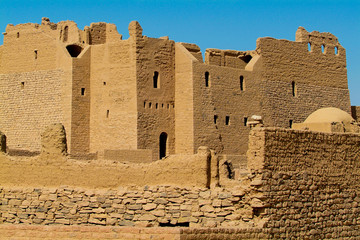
(136, 36, 176, 160)
(248, 128, 360, 239)
(89, 39, 138, 154)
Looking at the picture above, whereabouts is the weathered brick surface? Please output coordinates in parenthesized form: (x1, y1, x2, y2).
(248, 127, 360, 239)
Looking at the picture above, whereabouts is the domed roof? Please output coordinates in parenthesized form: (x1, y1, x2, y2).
(304, 107, 354, 123)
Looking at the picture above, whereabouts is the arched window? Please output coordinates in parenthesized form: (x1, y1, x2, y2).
(335, 46, 339, 55)
(240, 76, 245, 91)
(321, 44, 325, 54)
(159, 132, 168, 159)
(66, 45, 83, 58)
(153, 71, 159, 88)
(205, 71, 210, 87)
(63, 26, 68, 42)
(292, 81, 297, 97)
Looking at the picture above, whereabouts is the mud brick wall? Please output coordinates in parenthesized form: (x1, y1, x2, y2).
(248, 128, 360, 239)
(0, 186, 260, 229)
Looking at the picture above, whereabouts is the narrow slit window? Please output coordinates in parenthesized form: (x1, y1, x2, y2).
(167, 104, 170, 109)
(308, 42, 311, 52)
(153, 71, 159, 88)
(103, 82, 106, 86)
(81, 88, 85, 96)
(21, 82, 25, 89)
(106, 110, 109, 118)
(244, 117, 248, 126)
(321, 44, 325, 54)
(292, 81, 297, 97)
(335, 46, 339, 55)
(149, 102, 152, 108)
(214, 115, 218, 124)
(17, 32, 19, 38)
(34, 50, 38, 59)
(240, 76, 245, 91)
(225, 116, 230, 125)
(161, 103, 164, 108)
(205, 71, 210, 87)
(156, 103, 158, 109)
(289, 120, 293, 128)
(144, 101, 146, 108)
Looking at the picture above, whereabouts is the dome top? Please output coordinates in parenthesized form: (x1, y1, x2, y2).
(304, 107, 354, 124)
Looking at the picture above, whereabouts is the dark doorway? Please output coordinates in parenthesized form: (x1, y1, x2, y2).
(159, 132, 168, 159)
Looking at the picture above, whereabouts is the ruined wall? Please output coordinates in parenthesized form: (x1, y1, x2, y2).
(0, 21, 75, 154)
(248, 128, 360, 239)
(257, 28, 351, 127)
(136, 35, 176, 160)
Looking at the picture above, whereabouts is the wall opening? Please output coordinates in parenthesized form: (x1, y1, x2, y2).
(225, 116, 230, 125)
(214, 115, 218, 124)
(335, 46, 339, 55)
(20, 82, 25, 89)
(106, 110, 109, 118)
(149, 102, 152, 108)
(156, 103, 158, 109)
(308, 42, 311, 52)
(240, 76, 245, 91)
(63, 26, 68, 42)
(289, 119, 293, 128)
(34, 50, 38, 59)
(66, 45, 83, 58)
(144, 101, 146, 108)
(244, 117, 248, 126)
(153, 71, 159, 88)
(103, 82, 106, 86)
(81, 88, 86, 96)
(321, 44, 325, 54)
(205, 71, 210, 87)
(162, 103, 164, 108)
(292, 81, 297, 97)
(159, 132, 168, 159)
(159, 222, 189, 227)
(16, 32, 19, 38)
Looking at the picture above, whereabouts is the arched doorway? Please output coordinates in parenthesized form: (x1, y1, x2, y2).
(159, 132, 168, 159)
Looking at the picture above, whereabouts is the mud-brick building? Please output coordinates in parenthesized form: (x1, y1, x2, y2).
(0, 17, 351, 161)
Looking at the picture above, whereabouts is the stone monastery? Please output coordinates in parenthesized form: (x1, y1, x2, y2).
(2, 18, 360, 239)
(0, 17, 353, 161)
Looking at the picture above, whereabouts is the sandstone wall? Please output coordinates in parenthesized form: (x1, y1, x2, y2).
(136, 36, 176, 160)
(89, 38, 138, 154)
(248, 128, 360, 239)
(0, 21, 73, 154)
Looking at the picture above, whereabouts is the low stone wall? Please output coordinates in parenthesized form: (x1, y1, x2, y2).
(0, 225, 269, 239)
(0, 185, 262, 229)
(248, 127, 360, 239)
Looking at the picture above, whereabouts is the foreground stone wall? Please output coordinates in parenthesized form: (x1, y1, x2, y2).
(248, 127, 360, 239)
(0, 185, 262, 229)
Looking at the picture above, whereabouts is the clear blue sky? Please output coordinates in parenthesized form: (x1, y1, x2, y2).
(1, 0, 359, 105)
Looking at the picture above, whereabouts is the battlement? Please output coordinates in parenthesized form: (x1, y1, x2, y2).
(295, 26, 344, 55)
